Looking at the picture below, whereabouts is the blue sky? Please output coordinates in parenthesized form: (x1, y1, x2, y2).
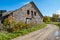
(0, 0, 60, 16)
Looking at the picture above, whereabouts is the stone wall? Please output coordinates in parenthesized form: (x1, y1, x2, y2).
(12, 3, 43, 24)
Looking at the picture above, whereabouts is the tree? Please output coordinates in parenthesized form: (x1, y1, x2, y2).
(52, 14, 59, 22)
(43, 16, 51, 23)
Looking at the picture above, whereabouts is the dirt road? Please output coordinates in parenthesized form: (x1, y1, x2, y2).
(12, 24, 58, 40)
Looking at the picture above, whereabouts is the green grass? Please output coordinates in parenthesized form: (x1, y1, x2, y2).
(46, 22, 60, 28)
(46, 22, 60, 25)
(0, 23, 46, 40)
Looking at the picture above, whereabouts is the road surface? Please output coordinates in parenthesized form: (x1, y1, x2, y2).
(12, 24, 58, 40)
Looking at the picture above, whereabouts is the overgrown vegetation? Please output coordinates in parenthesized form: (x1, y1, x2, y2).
(43, 14, 59, 23)
(52, 14, 59, 22)
(43, 14, 60, 28)
(51, 22, 60, 28)
(43, 16, 51, 23)
(0, 18, 46, 40)
(57, 23, 60, 28)
(3, 18, 34, 32)
(0, 23, 46, 40)
(46, 22, 60, 28)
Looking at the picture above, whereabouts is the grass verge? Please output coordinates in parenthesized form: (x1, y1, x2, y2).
(0, 23, 46, 40)
(46, 22, 60, 28)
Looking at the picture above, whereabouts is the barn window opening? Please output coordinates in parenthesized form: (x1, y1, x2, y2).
(34, 12, 36, 16)
(27, 10, 30, 15)
(31, 11, 33, 18)
(0, 14, 2, 17)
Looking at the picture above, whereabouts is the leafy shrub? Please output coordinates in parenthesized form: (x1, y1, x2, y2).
(11, 26, 19, 32)
(57, 23, 60, 28)
(3, 18, 17, 32)
(16, 21, 31, 29)
(3, 18, 45, 33)
(3, 18, 10, 26)
(43, 16, 51, 23)
(8, 21, 18, 32)
(0, 23, 46, 40)
(28, 21, 36, 26)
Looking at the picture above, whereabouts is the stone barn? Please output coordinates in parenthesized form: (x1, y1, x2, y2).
(1, 1, 43, 24)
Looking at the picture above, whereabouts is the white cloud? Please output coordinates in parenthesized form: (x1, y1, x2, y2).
(49, 14, 52, 17)
(24, 2, 30, 5)
(56, 10, 60, 14)
(56, 10, 60, 13)
(19, 2, 29, 5)
(18, 2, 30, 6)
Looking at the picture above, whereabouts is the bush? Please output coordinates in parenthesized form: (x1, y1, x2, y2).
(3, 18, 10, 26)
(3, 18, 18, 32)
(3, 18, 45, 33)
(43, 16, 51, 23)
(0, 23, 46, 40)
(8, 21, 18, 32)
(10, 21, 19, 32)
(16, 21, 31, 29)
(28, 21, 36, 26)
(57, 23, 60, 28)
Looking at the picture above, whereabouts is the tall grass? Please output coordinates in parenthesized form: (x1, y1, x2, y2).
(0, 23, 46, 40)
